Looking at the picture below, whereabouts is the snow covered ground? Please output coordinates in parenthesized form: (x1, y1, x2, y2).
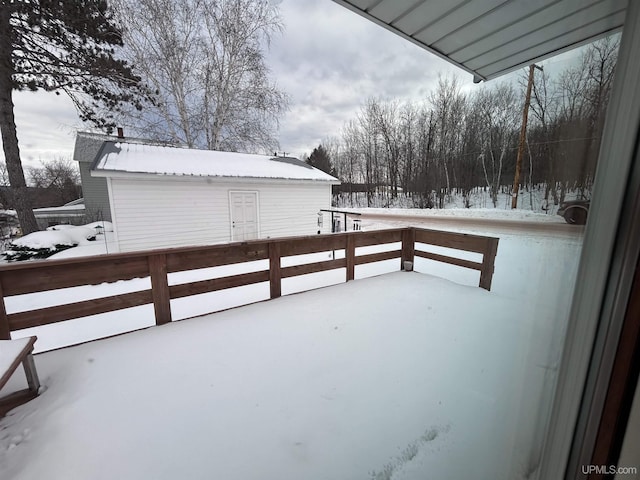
(334, 187, 588, 214)
(0, 211, 583, 479)
(353, 206, 565, 222)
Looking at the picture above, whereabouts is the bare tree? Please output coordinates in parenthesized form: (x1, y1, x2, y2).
(474, 82, 519, 207)
(115, 0, 289, 153)
(328, 37, 619, 210)
(529, 69, 561, 207)
(339, 120, 362, 204)
(0, 161, 10, 209)
(356, 99, 385, 206)
(430, 75, 466, 207)
(371, 99, 401, 199)
(27, 158, 82, 205)
(579, 36, 619, 194)
(0, 161, 8, 187)
(415, 107, 436, 207)
(459, 100, 483, 207)
(542, 37, 619, 201)
(398, 102, 418, 197)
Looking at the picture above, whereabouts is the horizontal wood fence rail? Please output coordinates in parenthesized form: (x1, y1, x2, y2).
(0, 228, 498, 340)
(413, 229, 499, 291)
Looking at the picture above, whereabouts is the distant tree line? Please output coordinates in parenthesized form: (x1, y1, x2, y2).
(312, 37, 619, 210)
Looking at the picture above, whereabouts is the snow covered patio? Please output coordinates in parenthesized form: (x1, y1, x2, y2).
(0, 224, 583, 479)
(4, 271, 538, 480)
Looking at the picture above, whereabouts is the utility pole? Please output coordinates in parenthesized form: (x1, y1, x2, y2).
(512, 64, 543, 209)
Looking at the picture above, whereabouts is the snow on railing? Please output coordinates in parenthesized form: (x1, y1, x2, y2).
(0, 228, 498, 340)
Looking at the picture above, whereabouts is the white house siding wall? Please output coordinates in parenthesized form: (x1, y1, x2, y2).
(258, 183, 332, 239)
(109, 177, 332, 252)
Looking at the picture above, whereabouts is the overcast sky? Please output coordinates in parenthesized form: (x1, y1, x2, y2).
(9, 0, 604, 171)
(6, 0, 475, 170)
(265, 0, 467, 157)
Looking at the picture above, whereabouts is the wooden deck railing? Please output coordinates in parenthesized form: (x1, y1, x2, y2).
(0, 227, 499, 340)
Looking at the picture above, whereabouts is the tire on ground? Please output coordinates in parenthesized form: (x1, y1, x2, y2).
(563, 206, 588, 225)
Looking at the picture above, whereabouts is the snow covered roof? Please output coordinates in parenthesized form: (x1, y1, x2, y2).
(33, 198, 85, 218)
(91, 142, 340, 183)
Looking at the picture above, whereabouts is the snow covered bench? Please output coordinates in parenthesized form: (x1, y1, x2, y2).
(0, 336, 40, 416)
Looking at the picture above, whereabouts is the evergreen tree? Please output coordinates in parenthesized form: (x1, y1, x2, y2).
(0, 0, 149, 234)
(307, 144, 334, 175)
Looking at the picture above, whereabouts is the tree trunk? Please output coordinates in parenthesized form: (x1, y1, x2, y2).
(0, 6, 38, 234)
(512, 64, 536, 209)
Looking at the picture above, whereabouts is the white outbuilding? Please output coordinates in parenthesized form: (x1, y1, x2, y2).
(84, 137, 339, 252)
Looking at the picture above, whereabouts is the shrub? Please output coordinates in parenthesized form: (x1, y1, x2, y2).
(2, 227, 97, 262)
(3, 243, 77, 261)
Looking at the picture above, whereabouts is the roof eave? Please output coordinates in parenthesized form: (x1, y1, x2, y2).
(90, 169, 340, 184)
(332, 0, 625, 83)
(480, 26, 624, 81)
(331, 0, 486, 81)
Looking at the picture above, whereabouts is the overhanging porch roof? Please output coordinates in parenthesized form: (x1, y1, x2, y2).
(332, 0, 626, 81)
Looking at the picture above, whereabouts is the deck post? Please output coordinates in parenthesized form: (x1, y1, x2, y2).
(346, 233, 355, 281)
(0, 281, 9, 340)
(148, 254, 172, 325)
(479, 237, 499, 291)
(401, 228, 415, 271)
(269, 242, 281, 298)
(22, 353, 40, 392)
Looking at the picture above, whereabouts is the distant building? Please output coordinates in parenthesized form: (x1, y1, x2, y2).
(73, 131, 340, 252)
(0, 210, 20, 239)
(33, 198, 86, 230)
(0, 186, 78, 211)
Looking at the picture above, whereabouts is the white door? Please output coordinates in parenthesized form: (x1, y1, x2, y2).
(230, 191, 258, 241)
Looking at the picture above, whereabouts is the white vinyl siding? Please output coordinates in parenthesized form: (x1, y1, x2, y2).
(258, 183, 330, 239)
(109, 177, 332, 252)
